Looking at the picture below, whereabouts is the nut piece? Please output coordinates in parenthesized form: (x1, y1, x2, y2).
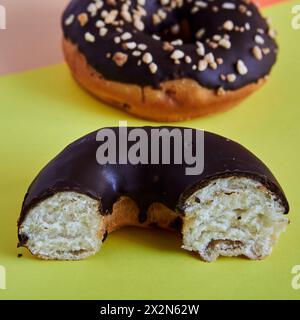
(65, 14, 75, 26)
(78, 13, 89, 26)
(84, 32, 95, 43)
(227, 74, 237, 82)
(198, 60, 208, 72)
(149, 63, 158, 74)
(170, 50, 185, 60)
(252, 46, 263, 60)
(219, 38, 231, 49)
(113, 52, 128, 67)
(223, 20, 234, 31)
(142, 53, 153, 64)
(163, 42, 174, 52)
(236, 59, 248, 75)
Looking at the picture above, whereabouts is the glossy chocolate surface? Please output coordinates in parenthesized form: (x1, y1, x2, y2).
(62, 0, 277, 90)
(18, 127, 289, 227)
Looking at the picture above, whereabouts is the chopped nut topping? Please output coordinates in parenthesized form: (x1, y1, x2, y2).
(262, 48, 271, 55)
(113, 52, 128, 66)
(220, 74, 226, 81)
(204, 52, 215, 64)
(196, 28, 206, 39)
(171, 24, 180, 35)
(213, 35, 222, 41)
(163, 42, 174, 52)
(239, 4, 247, 13)
(217, 87, 226, 96)
(78, 13, 89, 27)
(216, 58, 223, 65)
(142, 52, 153, 64)
(236, 59, 248, 75)
(255, 35, 265, 45)
(134, 19, 145, 31)
(210, 62, 218, 70)
(208, 42, 218, 49)
(268, 28, 276, 39)
(196, 1, 208, 9)
(99, 27, 108, 37)
(114, 36, 121, 44)
(149, 63, 158, 74)
(196, 42, 205, 56)
(65, 14, 75, 26)
(219, 38, 231, 49)
(107, 0, 116, 5)
(105, 10, 118, 24)
(121, 10, 132, 23)
(87, 3, 98, 17)
(152, 14, 161, 25)
(95, 20, 105, 28)
(252, 46, 263, 60)
(223, 20, 234, 31)
(227, 74, 236, 82)
(133, 50, 142, 57)
(191, 7, 199, 14)
(257, 28, 264, 35)
(101, 10, 108, 18)
(84, 32, 95, 42)
(185, 56, 192, 64)
(198, 60, 208, 72)
(222, 2, 236, 10)
(138, 44, 147, 51)
(171, 39, 183, 46)
(123, 42, 137, 50)
(121, 32, 132, 41)
(170, 50, 185, 60)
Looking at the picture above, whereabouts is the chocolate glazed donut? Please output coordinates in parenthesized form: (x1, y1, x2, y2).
(18, 127, 289, 262)
(62, 0, 278, 121)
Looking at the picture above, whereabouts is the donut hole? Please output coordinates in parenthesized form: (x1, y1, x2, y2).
(19, 192, 104, 260)
(157, 18, 193, 44)
(182, 177, 288, 262)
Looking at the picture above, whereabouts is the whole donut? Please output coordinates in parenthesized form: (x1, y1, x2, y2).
(62, 0, 278, 121)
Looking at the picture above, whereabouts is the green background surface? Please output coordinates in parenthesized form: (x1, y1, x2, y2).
(0, 1, 300, 299)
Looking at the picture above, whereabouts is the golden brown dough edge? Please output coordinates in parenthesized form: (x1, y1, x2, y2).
(63, 38, 266, 122)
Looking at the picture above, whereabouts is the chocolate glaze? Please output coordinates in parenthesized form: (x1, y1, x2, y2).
(62, 0, 277, 90)
(18, 127, 289, 232)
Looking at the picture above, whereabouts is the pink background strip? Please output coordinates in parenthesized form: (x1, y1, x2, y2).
(0, 0, 286, 76)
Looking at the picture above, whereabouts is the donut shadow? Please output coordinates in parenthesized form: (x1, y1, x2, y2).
(106, 226, 184, 254)
(9, 63, 150, 125)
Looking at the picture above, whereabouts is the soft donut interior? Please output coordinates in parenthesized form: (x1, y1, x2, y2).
(182, 177, 289, 262)
(19, 177, 288, 261)
(19, 192, 104, 260)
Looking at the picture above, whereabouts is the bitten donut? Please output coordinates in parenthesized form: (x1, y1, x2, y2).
(62, 0, 278, 122)
(18, 127, 289, 262)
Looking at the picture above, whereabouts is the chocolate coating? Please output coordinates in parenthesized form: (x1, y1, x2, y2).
(62, 0, 277, 90)
(18, 127, 289, 229)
